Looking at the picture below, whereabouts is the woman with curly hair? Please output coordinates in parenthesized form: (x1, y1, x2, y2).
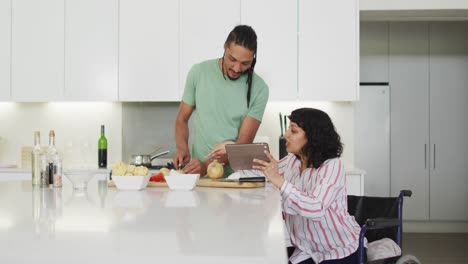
(253, 108, 363, 264)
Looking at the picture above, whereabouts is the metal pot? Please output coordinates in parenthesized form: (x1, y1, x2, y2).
(130, 150, 170, 167)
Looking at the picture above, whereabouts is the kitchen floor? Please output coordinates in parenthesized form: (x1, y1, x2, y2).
(402, 233, 468, 264)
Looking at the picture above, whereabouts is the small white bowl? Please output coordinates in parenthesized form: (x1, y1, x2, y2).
(112, 175, 150, 191)
(164, 174, 199, 191)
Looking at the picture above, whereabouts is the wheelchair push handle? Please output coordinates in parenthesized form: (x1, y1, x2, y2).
(401, 190, 412, 197)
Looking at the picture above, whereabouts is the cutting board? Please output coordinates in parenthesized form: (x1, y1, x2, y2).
(108, 178, 265, 188)
(195, 178, 265, 188)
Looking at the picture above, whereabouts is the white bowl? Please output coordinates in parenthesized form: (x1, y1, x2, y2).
(164, 174, 199, 191)
(64, 170, 98, 189)
(112, 175, 151, 191)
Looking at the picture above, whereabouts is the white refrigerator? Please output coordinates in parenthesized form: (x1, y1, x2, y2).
(354, 84, 390, 197)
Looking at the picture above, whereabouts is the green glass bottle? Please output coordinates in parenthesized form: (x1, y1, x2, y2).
(98, 125, 107, 168)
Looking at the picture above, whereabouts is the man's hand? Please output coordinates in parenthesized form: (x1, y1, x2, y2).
(182, 158, 208, 176)
(205, 141, 234, 165)
(173, 149, 191, 170)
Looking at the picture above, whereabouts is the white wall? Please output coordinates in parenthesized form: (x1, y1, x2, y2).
(360, 0, 468, 10)
(0, 102, 122, 169)
(257, 101, 354, 170)
(0, 102, 355, 171)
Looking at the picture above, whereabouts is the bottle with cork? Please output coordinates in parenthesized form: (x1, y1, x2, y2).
(31, 131, 42, 186)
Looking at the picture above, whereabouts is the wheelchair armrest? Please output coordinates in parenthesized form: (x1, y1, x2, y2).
(365, 218, 401, 229)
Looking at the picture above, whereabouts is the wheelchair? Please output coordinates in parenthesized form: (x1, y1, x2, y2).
(347, 190, 420, 264)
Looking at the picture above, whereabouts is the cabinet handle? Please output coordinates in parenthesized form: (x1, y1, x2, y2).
(424, 144, 427, 169)
(433, 144, 436, 169)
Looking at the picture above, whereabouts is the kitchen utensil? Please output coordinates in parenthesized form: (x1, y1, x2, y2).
(284, 115, 287, 133)
(196, 178, 265, 188)
(130, 150, 170, 167)
(146, 145, 164, 156)
(213, 177, 266, 182)
(64, 170, 102, 189)
(279, 112, 283, 137)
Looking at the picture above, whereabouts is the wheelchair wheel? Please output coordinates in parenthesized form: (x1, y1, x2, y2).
(395, 254, 420, 264)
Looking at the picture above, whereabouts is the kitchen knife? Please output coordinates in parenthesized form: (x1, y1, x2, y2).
(279, 112, 283, 137)
(214, 177, 266, 182)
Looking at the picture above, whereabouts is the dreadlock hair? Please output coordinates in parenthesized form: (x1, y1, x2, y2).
(288, 108, 343, 169)
(223, 25, 257, 107)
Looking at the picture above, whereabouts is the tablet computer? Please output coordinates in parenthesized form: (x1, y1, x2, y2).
(226, 143, 270, 171)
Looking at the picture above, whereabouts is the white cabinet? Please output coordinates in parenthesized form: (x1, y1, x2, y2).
(389, 22, 468, 221)
(179, 0, 240, 98)
(298, 0, 359, 101)
(65, 0, 118, 101)
(119, 0, 179, 102)
(241, 0, 297, 101)
(346, 170, 365, 196)
(428, 22, 468, 221)
(360, 22, 389, 83)
(11, 0, 64, 101)
(0, 0, 10, 101)
(390, 22, 430, 221)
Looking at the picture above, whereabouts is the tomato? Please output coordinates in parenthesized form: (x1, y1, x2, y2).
(150, 172, 164, 182)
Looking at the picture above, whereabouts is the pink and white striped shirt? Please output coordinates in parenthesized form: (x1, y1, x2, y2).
(279, 154, 361, 264)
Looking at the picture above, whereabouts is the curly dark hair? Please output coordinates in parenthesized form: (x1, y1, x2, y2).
(288, 108, 343, 169)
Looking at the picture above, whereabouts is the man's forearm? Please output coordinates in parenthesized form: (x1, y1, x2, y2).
(175, 120, 189, 151)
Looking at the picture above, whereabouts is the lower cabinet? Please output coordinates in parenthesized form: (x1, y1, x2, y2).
(346, 170, 365, 196)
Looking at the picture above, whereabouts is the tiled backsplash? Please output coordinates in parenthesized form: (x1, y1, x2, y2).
(0, 101, 354, 170)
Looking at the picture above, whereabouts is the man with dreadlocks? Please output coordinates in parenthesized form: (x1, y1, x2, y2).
(173, 25, 269, 177)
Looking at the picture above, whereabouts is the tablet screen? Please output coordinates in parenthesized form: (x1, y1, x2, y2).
(226, 143, 270, 171)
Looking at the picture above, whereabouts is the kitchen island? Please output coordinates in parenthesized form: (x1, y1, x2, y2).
(0, 178, 287, 264)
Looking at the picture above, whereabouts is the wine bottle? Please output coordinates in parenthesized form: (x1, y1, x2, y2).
(98, 125, 107, 168)
(31, 131, 42, 186)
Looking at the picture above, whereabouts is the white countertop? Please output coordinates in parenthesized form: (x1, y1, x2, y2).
(0, 178, 287, 264)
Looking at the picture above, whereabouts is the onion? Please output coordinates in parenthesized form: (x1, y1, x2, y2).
(207, 161, 224, 179)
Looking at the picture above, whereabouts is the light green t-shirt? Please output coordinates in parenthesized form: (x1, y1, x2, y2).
(182, 59, 269, 176)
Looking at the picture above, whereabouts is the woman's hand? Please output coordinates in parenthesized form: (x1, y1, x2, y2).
(253, 151, 285, 189)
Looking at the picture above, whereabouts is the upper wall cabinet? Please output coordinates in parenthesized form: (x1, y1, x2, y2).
(298, 0, 359, 101)
(241, 0, 297, 101)
(119, 0, 179, 102)
(0, 0, 11, 101)
(12, 0, 64, 102)
(65, 0, 118, 101)
(360, 22, 389, 83)
(179, 0, 240, 99)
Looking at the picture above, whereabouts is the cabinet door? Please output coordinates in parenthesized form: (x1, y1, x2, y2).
(11, 0, 64, 101)
(119, 0, 179, 101)
(241, 0, 297, 100)
(298, 0, 358, 101)
(180, 0, 240, 99)
(65, 0, 118, 101)
(360, 22, 389, 83)
(429, 22, 468, 221)
(0, 0, 10, 101)
(389, 22, 430, 220)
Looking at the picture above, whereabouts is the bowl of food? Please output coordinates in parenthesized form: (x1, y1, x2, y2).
(164, 172, 199, 191)
(112, 175, 151, 191)
(64, 170, 98, 190)
(112, 162, 150, 191)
